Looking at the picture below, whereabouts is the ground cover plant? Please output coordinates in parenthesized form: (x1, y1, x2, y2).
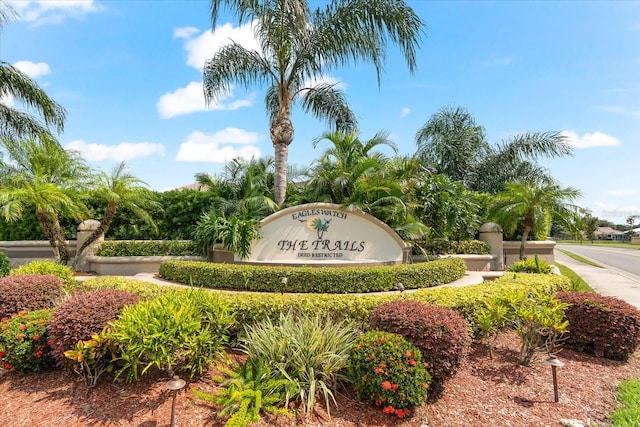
(1, 269, 639, 426)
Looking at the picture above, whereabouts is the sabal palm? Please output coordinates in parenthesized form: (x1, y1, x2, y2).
(0, 4, 66, 141)
(72, 161, 160, 268)
(489, 181, 583, 260)
(0, 135, 90, 263)
(205, 0, 424, 205)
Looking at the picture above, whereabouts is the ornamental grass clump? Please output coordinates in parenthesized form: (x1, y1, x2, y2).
(239, 311, 359, 416)
(348, 330, 431, 419)
(369, 300, 471, 386)
(0, 309, 55, 372)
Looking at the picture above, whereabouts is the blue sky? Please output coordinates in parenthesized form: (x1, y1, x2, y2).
(2, 0, 639, 224)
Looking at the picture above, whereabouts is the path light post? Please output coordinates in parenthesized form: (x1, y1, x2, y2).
(166, 375, 186, 427)
(544, 355, 564, 403)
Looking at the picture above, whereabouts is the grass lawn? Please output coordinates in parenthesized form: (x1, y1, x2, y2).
(610, 379, 640, 427)
(557, 239, 640, 250)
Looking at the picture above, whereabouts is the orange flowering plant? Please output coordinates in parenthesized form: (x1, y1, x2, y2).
(0, 309, 55, 372)
(347, 330, 431, 418)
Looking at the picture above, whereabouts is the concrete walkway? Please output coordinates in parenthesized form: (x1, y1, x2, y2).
(554, 249, 640, 310)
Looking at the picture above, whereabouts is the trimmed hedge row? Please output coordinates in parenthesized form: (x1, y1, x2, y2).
(157, 258, 467, 294)
(77, 273, 572, 338)
(95, 240, 199, 257)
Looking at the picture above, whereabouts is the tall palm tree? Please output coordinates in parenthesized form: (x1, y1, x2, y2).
(0, 135, 91, 263)
(415, 106, 488, 187)
(415, 106, 573, 194)
(0, 3, 66, 142)
(205, 0, 425, 205)
(71, 161, 161, 268)
(489, 181, 583, 260)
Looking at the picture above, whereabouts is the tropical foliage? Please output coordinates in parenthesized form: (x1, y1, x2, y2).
(0, 3, 66, 143)
(415, 106, 574, 194)
(0, 136, 91, 263)
(488, 181, 583, 259)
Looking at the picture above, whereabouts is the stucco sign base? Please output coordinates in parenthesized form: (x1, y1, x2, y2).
(242, 203, 410, 266)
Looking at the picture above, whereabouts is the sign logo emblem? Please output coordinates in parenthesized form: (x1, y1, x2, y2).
(303, 217, 331, 239)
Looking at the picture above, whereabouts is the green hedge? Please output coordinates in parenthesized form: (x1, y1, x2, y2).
(95, 240, 199, 257)
(76, 273, 571, 339)
(158, 258, 467, 294)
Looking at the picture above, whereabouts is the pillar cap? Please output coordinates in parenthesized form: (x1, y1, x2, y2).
(479, 222, 503, 233)
(78, 219, 101, 231)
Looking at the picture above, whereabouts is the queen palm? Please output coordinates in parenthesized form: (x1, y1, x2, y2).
(205, 0, 424, 205)
(0, 4, 66, 142)
(489, 181, 583, 260)
(0, 135, 91, 263)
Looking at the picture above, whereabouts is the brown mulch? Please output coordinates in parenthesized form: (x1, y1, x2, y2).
(1, 332, 639, 427)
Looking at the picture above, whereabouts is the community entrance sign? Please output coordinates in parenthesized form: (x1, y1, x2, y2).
(244, 203, 410, 265)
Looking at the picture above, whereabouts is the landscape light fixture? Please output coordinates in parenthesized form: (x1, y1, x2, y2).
(166, 375, 186, 427)
(544, 355, 565, 403)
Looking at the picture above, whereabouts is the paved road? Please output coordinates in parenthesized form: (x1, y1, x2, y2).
(556, 244, 640, 281)
(555, 244, 640, 309)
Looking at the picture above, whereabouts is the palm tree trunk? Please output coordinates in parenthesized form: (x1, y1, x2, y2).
(520, 226, 531, 260)
(71, 204, 117, 269)
(36, 210, 69, 264)
(271, 115, 293, 205)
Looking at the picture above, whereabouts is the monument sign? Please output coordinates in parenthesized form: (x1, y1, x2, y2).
(243, 203, 411, 265)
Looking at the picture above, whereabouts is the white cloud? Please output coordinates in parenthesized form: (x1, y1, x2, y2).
(606, 189, 638, 197)
(65, 140, 165, 162)
(561, 130, 621, 148)
(175, 129, 261, 163)
(157, 81, 254, 119)
(12, 61, 51, 78)
(400, 107, 410, 117)
(173, 26, 199, 39)
(9, 0, 103, 25)
(176, 21, 260, 71)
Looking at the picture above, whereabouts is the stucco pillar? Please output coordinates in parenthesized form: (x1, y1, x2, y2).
(76, 220, 103, 271)
(479, 222, 504, 271)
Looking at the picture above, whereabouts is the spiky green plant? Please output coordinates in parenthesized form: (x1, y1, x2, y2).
(192, 358, 292, 427)
(239, 311, 359, 416)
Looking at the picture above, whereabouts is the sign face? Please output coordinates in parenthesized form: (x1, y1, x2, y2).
(244, 203, 410, 264)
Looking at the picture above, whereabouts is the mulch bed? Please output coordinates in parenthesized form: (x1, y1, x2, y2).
(1, 331, 639, 426)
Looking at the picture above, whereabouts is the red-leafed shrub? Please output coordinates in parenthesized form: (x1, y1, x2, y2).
(370, 300, 471, 385)
(0, 274, 64, 320)
(47, 289, 140, 366)
(556, 291, 640, 361)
